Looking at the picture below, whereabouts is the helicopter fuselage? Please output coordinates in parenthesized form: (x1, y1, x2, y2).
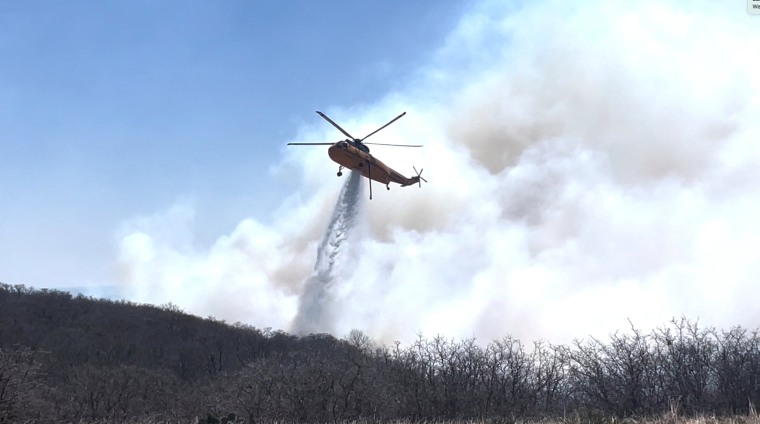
(328, 140, 418, 187)
(287, 110, 425, 199)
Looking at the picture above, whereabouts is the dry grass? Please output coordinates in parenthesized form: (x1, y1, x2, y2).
(481, 416, 760, 424)
(28, 413, 760, 424)
(364, 413, 760, 424)
(521, 411, 760, 424)
(344, 413, 760, 424)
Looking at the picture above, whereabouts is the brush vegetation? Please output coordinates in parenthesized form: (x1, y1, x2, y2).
(2, 282, 760, 423)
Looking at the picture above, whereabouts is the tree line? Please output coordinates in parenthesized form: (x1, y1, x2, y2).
(2, 282, 760, 423)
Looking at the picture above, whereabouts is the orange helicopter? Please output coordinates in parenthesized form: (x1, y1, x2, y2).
(288, 111, 427, 199)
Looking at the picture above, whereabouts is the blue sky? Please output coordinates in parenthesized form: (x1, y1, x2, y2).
(1, 1, 467, 288)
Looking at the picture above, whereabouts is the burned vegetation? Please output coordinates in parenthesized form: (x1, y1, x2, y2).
(2, 282, 760, 423)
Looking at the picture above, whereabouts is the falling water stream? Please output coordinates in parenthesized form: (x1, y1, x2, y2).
(291, 171, 363, 334)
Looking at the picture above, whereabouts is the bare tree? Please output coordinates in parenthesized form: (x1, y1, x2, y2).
(0, 347, 45, 422)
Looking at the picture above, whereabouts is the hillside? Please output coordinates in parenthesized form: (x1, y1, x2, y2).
(2, 282, 760, 423)
(0, 283, 291, 379)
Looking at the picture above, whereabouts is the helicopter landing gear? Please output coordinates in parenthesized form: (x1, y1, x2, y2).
(386, 185, 390, 190)
(337, 166, 344, 177)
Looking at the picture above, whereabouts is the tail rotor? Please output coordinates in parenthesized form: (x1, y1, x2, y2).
(413, 166, 428, 188)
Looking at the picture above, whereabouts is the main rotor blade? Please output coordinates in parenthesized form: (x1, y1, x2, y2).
(287, 142, 335, 145)
(360, 111, 406, 141)
(316, 111, 356, 140)
(363, 142, 422, 147)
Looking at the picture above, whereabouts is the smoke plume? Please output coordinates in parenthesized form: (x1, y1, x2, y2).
(115, 0, 760, 344)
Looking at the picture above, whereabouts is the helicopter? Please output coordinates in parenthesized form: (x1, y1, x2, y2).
(288, 111, 427, 200)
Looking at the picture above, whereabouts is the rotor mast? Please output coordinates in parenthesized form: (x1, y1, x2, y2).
(315, 111, 419, 153)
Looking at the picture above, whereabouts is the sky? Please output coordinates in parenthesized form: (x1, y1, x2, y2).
(3, 1, 760, 345)
(1, 0, 466, 286)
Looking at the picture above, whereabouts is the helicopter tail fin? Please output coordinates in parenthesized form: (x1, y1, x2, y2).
(401, 167, 427, 188)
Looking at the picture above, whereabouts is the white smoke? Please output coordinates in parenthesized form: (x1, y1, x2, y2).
(116, 0, 760, 344)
